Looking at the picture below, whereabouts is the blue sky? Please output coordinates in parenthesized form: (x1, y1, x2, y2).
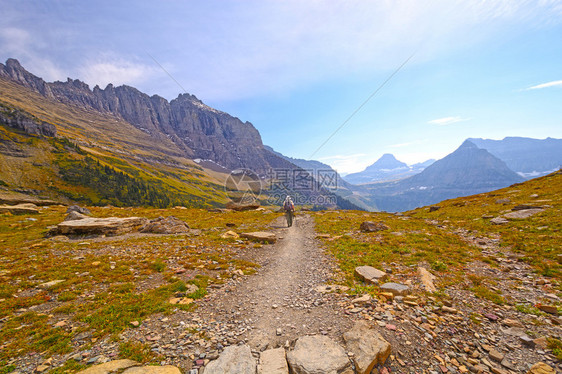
(1, 1, 561, 174)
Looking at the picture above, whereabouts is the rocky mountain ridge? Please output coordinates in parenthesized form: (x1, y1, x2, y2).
(0, 58, 289, 175)
(344, 153, 434, 185)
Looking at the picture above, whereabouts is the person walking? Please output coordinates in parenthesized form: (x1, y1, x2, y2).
(283, 196, 295, 227)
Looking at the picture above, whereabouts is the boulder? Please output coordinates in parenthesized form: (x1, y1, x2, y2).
(287, 335, 352, 374)
(226, 201, 261, 211)
(240, 231, 276, 243)
(490, 217, 509, 225)
(140, 216, 190, 234)
(0, 203, 39, 214)
(536, 304, 558, 315)
(64, 211, 89, 221)
(343, 321, 391, 374)
(504, 209, 543, 219)
(38, 279, 65, 289)
(512, 204, 543, 211)
(76, 359, 138, 374)
(418, 267, 437, 292)
(123, 366, 181, 374)
(527, 362, 555, 374)
(221, 230, 240, 239)
(429, 206, 441, 212)
(204, 344, 256, 374)
(67, 205, 91, 215)
(258, 348, 289, 374)
(360, 221, 389, 232)
(355, 266, 388, 284)
(380, 282, 410, 296)
(0, 195, 58, 206)
(54, 217, 148, 236)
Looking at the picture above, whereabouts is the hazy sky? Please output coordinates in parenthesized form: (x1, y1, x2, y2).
(1, 1, 561, 174)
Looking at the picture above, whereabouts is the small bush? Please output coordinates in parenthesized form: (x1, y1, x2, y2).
(150, 259, 166, 273)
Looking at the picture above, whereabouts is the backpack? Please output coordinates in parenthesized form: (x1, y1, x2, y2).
(284, 199, 293, 211)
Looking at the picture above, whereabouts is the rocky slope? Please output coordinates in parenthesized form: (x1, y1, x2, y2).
(0, 58, 289, 175)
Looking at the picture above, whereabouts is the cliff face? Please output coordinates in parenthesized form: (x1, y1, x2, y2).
(0, 58, 282, 174)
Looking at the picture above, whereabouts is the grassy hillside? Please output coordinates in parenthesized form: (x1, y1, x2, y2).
(0, 78, 231, 208)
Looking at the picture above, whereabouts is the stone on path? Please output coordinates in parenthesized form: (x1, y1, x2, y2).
(343, 320, 391, 374)
(0, 203, 39, 214)
(287, 335, 352, 374)
(76, 359, 138, 374)
(418, 267, 437, 292)
(258, 348, 289, 374)
(355, 266, 388, 284)
(380, 282, 410, 296)
(140, 216, 190, 234)
(240, 231, 277, 243)
(123, 366, 181, 374)
(203, 344, 256, 374)
(360, 221, 389, 232)
(527, 362, 555, 374)
(54, 216, 148, 236)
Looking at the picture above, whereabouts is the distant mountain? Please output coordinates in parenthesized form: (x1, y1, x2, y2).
(344, 153, 433, 184)
(468, 137, 562, 178)
(362, 140, 524, 212)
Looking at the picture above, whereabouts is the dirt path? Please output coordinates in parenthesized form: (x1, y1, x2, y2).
(194, 213, 353, 350)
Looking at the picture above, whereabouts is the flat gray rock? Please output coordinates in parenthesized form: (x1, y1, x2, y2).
(55, 216, 148, 236)
(0, 203, 39, 214)
(503, 209, 543, 219)
(76, 360, 138, 374)
(122, 366, 181, 374)
(343, 321, 391, 374)
(490, 217, 509, 225)
(287, 335, 352, 374)
(355, 266, 388, 284)
(380, 282, 410, 296)
(240, 231, 277, 243)
(204, 344, 256, 374)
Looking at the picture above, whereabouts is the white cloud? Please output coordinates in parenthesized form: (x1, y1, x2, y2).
(78, 58, 158, 89)
(428, 116, 470, 126)
(318, 153, 371, 175)
(525, 80, 562, 90)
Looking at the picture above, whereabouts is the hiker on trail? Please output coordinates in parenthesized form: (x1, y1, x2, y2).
(283, 196, 295, 227)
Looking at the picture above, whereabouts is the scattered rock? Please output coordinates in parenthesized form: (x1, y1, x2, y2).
(429, 206, 441, 212)
(53, 216, 148, 236)
(67, 205, 91, 215)
(221, 230, 239, 239)
(258, 348, 289, 374)
(360, 221, 389, 232)
(495, 199, 511, 204)
(504, 209, 543, 219)
(76, 359, 138, 374)
(64, 211, 89, 221)
(140, 216, 190, 234)
(380, 282, 410, 296)
(536, 304, 558, 315)
(314, 284, 350, 293)
(38, 279, 64, 289)
(502, 318, 524, 328)
(240, 232, 277, 243)
(351, 294, 371, 305)
(527, 362, 555, 374)
(512, 204, 543, 211)
(488, 348, 504, 362)
(343, 320, 391, 374)
(168, 297, 193, 305)
(355, 266, 388, 284)
(287, 335, 352, 374)
(204, 344, 256, 374)
(418, 267, 437, 292)
(0, 203, 39, 214)
(490, 217, 509, 225)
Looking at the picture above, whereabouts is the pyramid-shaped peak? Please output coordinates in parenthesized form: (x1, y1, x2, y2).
(458, 139, 478, 150)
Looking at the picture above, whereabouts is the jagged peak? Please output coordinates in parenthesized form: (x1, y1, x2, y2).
(5, 58, 23, 69)
(458, 139, 478, 150)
